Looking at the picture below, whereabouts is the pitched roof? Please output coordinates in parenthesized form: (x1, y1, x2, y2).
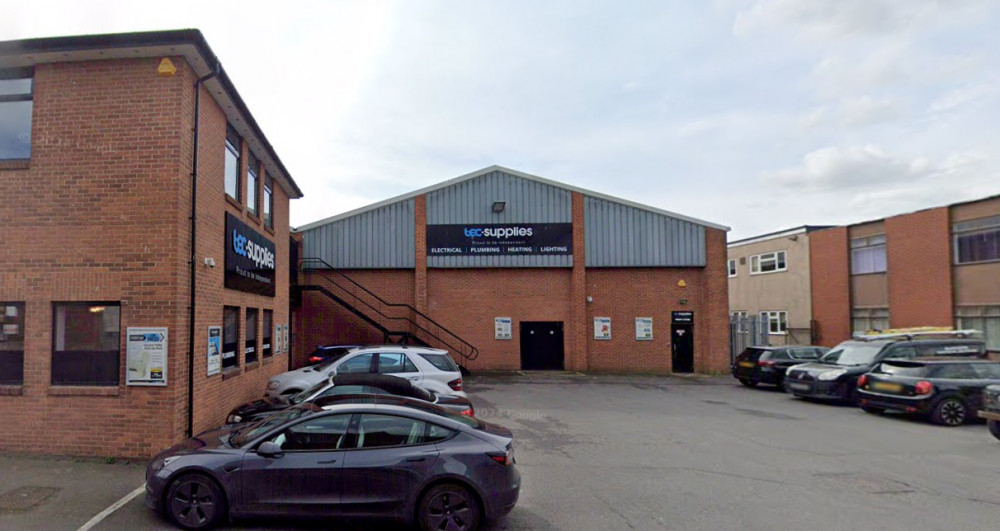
(296, 165, 729, 232)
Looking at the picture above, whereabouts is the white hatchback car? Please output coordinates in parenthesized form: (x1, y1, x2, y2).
(264, 345, 466, 398)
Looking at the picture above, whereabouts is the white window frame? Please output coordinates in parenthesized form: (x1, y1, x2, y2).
(727, 259, 737, 278)
(759, 311, 788, 335)
(750, 251, 787, 275)
(850, 235, 887, 275)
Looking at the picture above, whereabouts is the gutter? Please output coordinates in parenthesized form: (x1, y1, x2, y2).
(188, 64, 220, 438)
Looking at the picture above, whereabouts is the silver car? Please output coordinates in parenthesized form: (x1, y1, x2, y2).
(265, 345, 466, 398)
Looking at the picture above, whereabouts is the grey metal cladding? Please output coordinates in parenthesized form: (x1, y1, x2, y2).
(301, 199, 415, 268)
(426, 169, 572, 268)
(585, 196, 706, 267)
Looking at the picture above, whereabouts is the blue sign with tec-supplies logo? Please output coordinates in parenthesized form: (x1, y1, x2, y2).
(225, 213, 276, 296)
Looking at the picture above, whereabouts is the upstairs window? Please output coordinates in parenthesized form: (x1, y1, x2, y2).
(0, 69, 33, 160)
(954, 216, 1000, 265)
(727, 259, 737, 277)
(851, 235, 887, 274)
(263, 174, 274, 229)
(750, 251, 786, 274)
(247, 152, 259, 216)
(224, 125, 241, 201)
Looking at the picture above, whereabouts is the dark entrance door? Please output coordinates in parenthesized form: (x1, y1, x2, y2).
(520, 322, 564, 370)
(671, 311, 694, 373)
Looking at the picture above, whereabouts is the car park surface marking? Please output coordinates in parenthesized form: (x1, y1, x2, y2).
(76, 484, 144, 531)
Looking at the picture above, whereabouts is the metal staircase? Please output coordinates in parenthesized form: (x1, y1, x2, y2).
(295, 258, 479, 363)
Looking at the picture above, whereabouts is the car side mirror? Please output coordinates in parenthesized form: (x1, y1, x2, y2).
(257, 441, 284, 458)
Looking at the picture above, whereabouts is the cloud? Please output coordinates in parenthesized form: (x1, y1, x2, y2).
(805, 96, 901, 127)
(927, 81, 996, 115)
(759, 145, 933, 190)
(733, 0, 935, 38)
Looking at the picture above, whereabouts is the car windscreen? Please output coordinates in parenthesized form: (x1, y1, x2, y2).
(820, 342, 885, 366)
(230, 404, 320, 447)
(290, 379, 331, 405)
(419, 352, 459, 372)
(875, 362, 930, 377)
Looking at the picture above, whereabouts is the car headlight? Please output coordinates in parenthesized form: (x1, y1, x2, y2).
(227, 414, 242, 424)
(266, 380, 279, 390)
(150, 456, 181, 473)
(817, 370, 847, 381)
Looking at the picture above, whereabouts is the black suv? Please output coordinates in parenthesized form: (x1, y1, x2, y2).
(784, 332, 985, 404)
(732, 346, 829, 390)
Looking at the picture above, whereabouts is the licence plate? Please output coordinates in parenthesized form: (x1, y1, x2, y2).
(788, 382, 810, 391)
(739, 361, 755, 368)
(872, 381, 903, 393)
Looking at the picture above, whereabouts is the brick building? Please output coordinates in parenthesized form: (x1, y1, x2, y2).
(727, 226, 831, 346)
(810, 195, 1000, 351)
(292, 166, 731, 374)
(0, 30, 302, 457)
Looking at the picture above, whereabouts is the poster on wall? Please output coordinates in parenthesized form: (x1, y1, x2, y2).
(495, 317, 512, 340)
(127, 327, 168, 386)
(635, 317, 653, 341)
(275, 323, 283, 354)
(594, 317, 611, 340)
(207, 326, 222, 376)
(283, 324, 289, 352)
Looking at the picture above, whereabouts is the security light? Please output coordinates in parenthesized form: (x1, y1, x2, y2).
(492, 201, 506, 213)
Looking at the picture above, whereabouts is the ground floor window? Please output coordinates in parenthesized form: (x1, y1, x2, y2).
(0, 302, 25, 385)
(759, 311, 788, 335)
(262, 310, 273, 358)
(956, 306, 1000, 352)
(245, 308, 258, 365)
(852, 308, 889, 334)
(223, 306, 240, 370)
(52, 302, 120, 386)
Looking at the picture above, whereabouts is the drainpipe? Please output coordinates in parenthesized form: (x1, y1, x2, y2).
(188, 65, 219, 438)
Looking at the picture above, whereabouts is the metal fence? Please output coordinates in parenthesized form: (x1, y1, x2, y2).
(730, 315, 769, 365)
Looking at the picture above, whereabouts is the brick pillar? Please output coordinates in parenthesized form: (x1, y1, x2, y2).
(885, 207, 953, 328)
(810, 227, 851, 346)
(414, 194, 428, 314)
(570, 192, 588, 371)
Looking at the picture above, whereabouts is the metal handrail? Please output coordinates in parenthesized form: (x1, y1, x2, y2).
(298, 258, 479, 361)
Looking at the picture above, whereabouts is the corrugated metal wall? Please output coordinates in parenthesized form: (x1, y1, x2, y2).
(585, 197, 706, 267)
(426, 170, 573, 268)
(300, 200, 415, 268)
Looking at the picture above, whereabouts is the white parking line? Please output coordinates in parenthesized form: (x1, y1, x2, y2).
(76, 483, 146, 531)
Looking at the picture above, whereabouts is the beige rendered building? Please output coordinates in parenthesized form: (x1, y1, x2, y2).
(727, 226, 831, 346)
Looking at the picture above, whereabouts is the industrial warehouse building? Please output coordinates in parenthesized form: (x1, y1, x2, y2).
(292, 166, 731, 374)
(0, 30, 301, 457)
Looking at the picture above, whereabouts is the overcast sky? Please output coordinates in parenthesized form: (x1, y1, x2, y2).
(4, 0, 998, 239)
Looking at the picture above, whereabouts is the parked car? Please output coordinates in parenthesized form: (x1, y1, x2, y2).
(731, 345, 829, 389)
(306, 344, 363, 365)
(784, 330, 985, 404)
(228, 373, 474, 424)
(977, 385, 1000, 440)
(857, 358, 1000, 425)
(146, 397, 519, 530)
(265, 345, 466, 398)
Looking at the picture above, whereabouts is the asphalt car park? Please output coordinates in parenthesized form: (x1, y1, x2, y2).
(5, 373, 1000, 530)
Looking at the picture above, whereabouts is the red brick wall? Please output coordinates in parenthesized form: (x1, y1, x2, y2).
(810, 227, 851, 346)
(885, 207, 954, 328)
(0, 57, 293, 458)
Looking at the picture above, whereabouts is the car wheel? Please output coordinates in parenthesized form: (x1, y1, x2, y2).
(930, 397, 968, 426)
(165, 473, 227, 530)
(738, 378, 758, 388)
(988, 420, 1000, 441)
(861, 406, 884, 415)
(417, 483, 481, 531)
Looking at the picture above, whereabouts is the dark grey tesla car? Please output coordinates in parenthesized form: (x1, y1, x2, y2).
(145, 397, 519, 530)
